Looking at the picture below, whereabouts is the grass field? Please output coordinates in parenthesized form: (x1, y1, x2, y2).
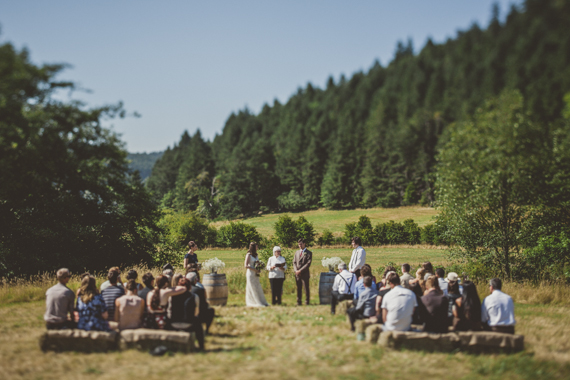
(2, 245, 570, 379)
(210, 206, 439, 237)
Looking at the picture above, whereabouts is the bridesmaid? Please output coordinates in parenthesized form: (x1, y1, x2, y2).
(184, 241, 199, 270)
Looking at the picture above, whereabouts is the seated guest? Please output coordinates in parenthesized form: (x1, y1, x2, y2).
(77, 276, 111, 331)
(375, 271, 395, 319)
(187, 272, 215, 333)
(186, 263, 201, 284)
(44, 268, 76, 330)
(147, 275, 186, 329)
(400, 263, 413, 289)
(422, 262, 434, 281)
(115, 279, 145, 330)
(453, 281, 482, 331)
(138, 273, 155, 302)
(481, 278, 516, 334)
(122, 269, 144, 292)
(331, 263, 357, 315)
(409, 268, 427, 292)
(409, 279, 427, 325)
(436, 268, 448, 294)
(172, 273, 184, 286)
(446, 278, 462, 326)
(100, 267, 123, 291)
(443, 272, 463, 295)
(361, 264, 377, 284)
(354, 265, 376, 301)
(380, 272, 417, 331)
(101, 269, 125, 321)
(378, 265, 397, 291)
(170, 278, 205, 350)
(421, 275, 449, 333)
(162, 269, 174, 285)
(347, 276, 377, 331)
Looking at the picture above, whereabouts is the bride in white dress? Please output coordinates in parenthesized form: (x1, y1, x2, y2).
(244, 242, 268, 307)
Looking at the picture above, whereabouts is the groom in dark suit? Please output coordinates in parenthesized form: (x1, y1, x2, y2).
(293, 238, 312, 306)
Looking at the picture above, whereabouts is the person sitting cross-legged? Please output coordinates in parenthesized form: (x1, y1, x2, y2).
(347, 276, 378, 331)
(421, 275, 449, 333)
(331, 263, 356, 315)
(44, 268, 76, 330)
(380, 272, 417, 331)
(481, 278, 516, 334)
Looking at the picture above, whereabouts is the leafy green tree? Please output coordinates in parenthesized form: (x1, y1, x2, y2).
(0, 41, 159, 277)
(216, 222, 261, 249)
(274, 214, 297, 247)
(436, 90, 569, 278)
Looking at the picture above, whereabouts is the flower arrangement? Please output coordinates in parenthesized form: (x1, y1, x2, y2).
(254, 259, 265, 277)
(202, 257, 226, 274)
(321, 257, 344, 272)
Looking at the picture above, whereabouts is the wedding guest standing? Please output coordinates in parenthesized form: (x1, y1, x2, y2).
(331, 263, 356, 315)
(266, 246, 287, 305)
(44, 268, 75, 330)
(349, 236, 366, 279)
(293, 238, 312, 306)
(184, 241, 199, 270)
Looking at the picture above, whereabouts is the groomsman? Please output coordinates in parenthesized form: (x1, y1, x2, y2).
(293, 238, 312, 306)
(349, 236, 366, 279)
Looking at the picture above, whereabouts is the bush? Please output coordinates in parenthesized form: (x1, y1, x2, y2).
(274, 214, 316, 247)
(317, 230, 335, 246)
(402, 219, 421, 245)
(344, 215, 375, 245)
(157, 210, 212, 248)
(420, 221, 449, 245)
(216, 222, 262, 249)
(514, 233, 570, 282)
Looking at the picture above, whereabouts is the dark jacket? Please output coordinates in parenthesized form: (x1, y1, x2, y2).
(421, 291, 449, 333)
(191, 286, 209, 319)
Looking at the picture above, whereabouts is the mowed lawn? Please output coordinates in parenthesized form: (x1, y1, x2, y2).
(210, 206, 439, 237)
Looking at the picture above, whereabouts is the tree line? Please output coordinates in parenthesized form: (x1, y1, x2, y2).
(147, 0, 570, 220)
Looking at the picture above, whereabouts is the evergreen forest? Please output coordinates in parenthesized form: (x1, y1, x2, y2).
(147, 0, 570, 219)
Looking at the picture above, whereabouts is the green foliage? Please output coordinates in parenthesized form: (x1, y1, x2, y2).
(216, 222, 262, 249)
(127, 151, 163, 182)
(516, 234, 570, 282)
(273, 214, 316, 247)
(317, 230, 335, 246)
(437, 90, 570, 278)
(157, 210, 215, 248)
(420, 222, 448, 246)
(402, 219, 421, 245)
(344, 215, 375, 245)
(145, 1, 570, 219)
(0, 41, 160, 277)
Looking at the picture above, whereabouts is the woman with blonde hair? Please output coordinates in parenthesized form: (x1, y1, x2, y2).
(77, 276, 111, 331)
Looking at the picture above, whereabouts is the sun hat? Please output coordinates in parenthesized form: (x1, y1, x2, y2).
(273, 246, 281, 253)
(446, 272, 459, 282)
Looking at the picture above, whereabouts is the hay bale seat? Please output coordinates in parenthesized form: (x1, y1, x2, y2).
(40, 330, 118, 352)
(367, 327, 524, 353)
(119, 329, 195, 353)
(336, 300, 353, 315)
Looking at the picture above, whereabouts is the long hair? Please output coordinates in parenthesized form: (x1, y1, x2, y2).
(125, 278, 138, 292)
(150, 275, 170, 310)
(422, 261, 434, 275)
(462, 281, 482, 324)
(248, 242, 258, 258)
(447, 280, 460, 295)
(80, 276, 98, 304)
(416, 268, 426, 291)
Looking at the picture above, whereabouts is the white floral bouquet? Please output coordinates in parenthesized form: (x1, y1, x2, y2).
(202, 257, 226, 274)
(321, 257, 344, 272)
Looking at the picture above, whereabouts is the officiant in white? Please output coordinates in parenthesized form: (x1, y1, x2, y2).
(266, 246, 287, 305)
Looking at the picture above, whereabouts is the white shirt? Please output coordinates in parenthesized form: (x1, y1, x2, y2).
(481, 290, 516, 326)
(349, 246, 366, 272)
(266, 255, 287, 279)
(332, 270, 357, 295)
(381, 285, 417, 331)
(438, 278, 448, 293)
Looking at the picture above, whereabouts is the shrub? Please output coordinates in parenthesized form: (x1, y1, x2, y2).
(402, 219, 421, 245)
(216, 222, 262, 249)
(403, 182, 418, 205)
(379, 221, 406, 244)
(317, 230, 335, 246)
(514, 233, 570, 282)
(157, 210, 212, 248)
(274, 214, 316, 247)
(420, 221, 449, 245)
(344, 215, 375, 245)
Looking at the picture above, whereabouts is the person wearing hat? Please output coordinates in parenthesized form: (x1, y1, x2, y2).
(443, 272, 463, 296)
(266, 246, 287, 305)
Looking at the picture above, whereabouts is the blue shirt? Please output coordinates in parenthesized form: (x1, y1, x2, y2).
(184, 252, 198, 264)
(354, 279, 376, 300)
(77, 294, 110, 331)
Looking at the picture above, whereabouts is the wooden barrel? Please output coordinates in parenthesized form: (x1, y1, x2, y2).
(318, 272, 337, 305)
(202, 273, 228, 306)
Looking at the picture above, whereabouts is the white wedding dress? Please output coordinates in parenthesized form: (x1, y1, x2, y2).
(245, 255, 268, 307)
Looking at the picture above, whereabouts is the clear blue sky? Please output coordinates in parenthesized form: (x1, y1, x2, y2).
(1, 0, 523, 153)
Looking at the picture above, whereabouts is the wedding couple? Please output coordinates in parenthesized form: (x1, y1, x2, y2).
(244, 239, 312, 307)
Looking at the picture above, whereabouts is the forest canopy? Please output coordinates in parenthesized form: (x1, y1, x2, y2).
(147, 0, 570, 220)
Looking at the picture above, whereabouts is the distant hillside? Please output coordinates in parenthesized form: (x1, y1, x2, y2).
(127, 152, 163, 181)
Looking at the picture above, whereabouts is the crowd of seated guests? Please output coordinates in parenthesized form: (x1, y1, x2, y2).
(334, 261, 517, 335)
(44, 266, 217, 351)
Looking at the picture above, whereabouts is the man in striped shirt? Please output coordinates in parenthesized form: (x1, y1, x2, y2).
(101, 269, 125, 321)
